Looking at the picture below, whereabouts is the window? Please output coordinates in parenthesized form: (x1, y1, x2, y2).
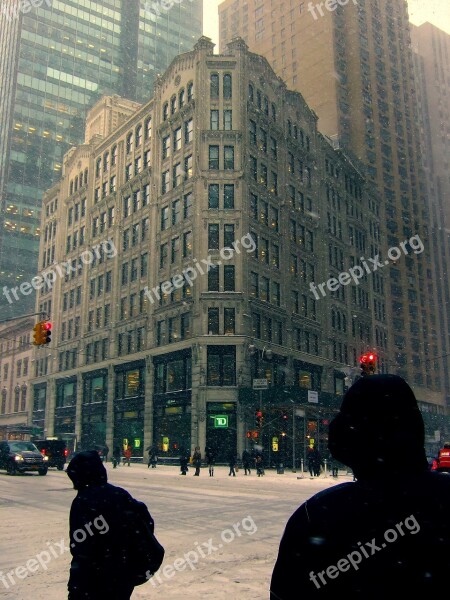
(171, 237, 180, 263)
(224, 184, 234, 209)
(208, 224, 220, 250)
(210, 110, 219, 130)
(132, 223, 139, 246)
(126, 132, 133, 154)
(170, 95, 177, 115)
(184, 118, 193, 143)
(125, 163, 132, 181)
(224, 110, 232, 130)
(162, 170, 170, 194)
(172, 163, 182, 187)
(103, 152, 110, 172)
(183, 231, 192, 257)
(172, 199, 181, 225)
(210, 73, 219, 98)
(224, 224, 235, 248)
(121, 263, 128, 285)
(156, 321, 166, 346)
(208, 308, 220, 334)
(181, 313, 190, 339)
(179, 88, 185, 108)
(208, 265, 219, 291)
(161, 206, 169, 230)
(223, 74, 232, 99)
(108, 206, 115, 227)
(187, 82, 194, 102)
(141, 253, 148, 277)
(184, 155, 193, 179)
(163, 103, 168, 121)
(209, 146, 219, 170)
(145, 118, 152, 140)
(224, 146, 234, 170)
(95, 158, 101, 178)
(224, 265, 235, 291)
(162, 135, 171, 159)
(208, 184, 219, 209)
(136, 125, 142, 147)
(184, 192, 193, 218)
(224, 308, 235, 334)
(249, 120, 257, 145)
(160, 243, 168, 269)
(207, 346, 236, 386)
(134, 156, 142, 176)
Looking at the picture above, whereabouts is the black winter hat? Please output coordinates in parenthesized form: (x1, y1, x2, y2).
(67, 450, 107, 489)
(328, 374, 428, 478)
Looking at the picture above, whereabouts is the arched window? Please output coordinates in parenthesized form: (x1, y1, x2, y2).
(331, 309, 336, 329)
(248, 83, 254, 102)
(79, 173, 84, 188)
(223, 74, 232, 99)
(135, 125, 142, 147)
(103, 152, 109, 172)
(14, 385, 20, 412)
(111, 145, 118, 166)
(187, 82, 194, 102)
(293, 125, 298, 139)
(300, 130, 305, 147)
(74, 177, 78, 192)
(179, 88, 185, 109)
(126, 132, 133, 154)
(170, 95, 177, 115)
(70, 181, 74, 195)
(84, 168, 88, 185)
(95, 157, 101, 178)
(210, 73, 219, 99)
(1, 389, 6, 414)
(145, 118, 152, 140)
(163, 102, 169, 121)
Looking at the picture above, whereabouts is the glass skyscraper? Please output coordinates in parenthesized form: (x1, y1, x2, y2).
(0, 0, 202, 318)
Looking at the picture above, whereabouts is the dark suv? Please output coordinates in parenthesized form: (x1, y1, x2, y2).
(0, 441, 48, 475)
(34, 439, 67, 470)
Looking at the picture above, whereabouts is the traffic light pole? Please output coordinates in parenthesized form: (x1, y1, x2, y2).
(0, 311, 49, 325)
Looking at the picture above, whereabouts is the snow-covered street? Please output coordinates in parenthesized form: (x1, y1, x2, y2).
(0, 464, 351, 599)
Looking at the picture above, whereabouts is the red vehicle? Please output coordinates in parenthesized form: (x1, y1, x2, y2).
(436, 444, 450, 473)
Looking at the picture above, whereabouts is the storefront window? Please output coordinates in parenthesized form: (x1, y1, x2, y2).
(56, 381, 76, 408)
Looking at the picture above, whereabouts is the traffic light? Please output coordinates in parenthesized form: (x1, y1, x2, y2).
(359, 352, 377, 376)
(255, 410, 263, 428)
(33, 320, 52, 346)
(43, 321, 52, 344)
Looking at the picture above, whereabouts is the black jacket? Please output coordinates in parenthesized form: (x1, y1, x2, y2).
(271, 375, 450, 599)
(67, 451, 155, 596)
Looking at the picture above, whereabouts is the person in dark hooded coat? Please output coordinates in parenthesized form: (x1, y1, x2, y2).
(66, 450, 159, 599)
(271, 375, 450, 599)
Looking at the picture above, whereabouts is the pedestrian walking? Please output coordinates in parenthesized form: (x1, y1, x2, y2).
(255, 455, 264, 477)
(193, 446, 201, 476)
(242, 449, 252, 475)
(271, 374, 450, 599)
(146, 445, 158, 469)
(123, 444, 132, 467)
(112, 445, 121, 468)
(66, 451, 164, 599)
(103, 444, 109, 463)
(205, 447, 215, 477)
(179, 448, 189, 475)
(306, 447, 321, 478)
(228, 450, 237, 476)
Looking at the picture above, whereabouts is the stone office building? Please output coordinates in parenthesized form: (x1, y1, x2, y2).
(30, 37, 386, 462)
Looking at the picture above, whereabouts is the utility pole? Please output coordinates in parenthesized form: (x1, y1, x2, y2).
(292, 404, 296, 471)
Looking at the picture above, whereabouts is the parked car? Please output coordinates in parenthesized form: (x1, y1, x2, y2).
(34, 439, 68, 470)
(0, 441, 48, 475)
(436, 444, 450, 473)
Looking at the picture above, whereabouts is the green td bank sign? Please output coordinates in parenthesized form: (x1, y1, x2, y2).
(212, 415, 228, 429)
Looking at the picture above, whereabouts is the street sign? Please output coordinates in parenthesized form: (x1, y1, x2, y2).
(295, 409, 305, 417)
(308, 390, 319, 404)
(272, 437, 279, 451)
(213, 415, 228, 428)
(253, 378, 268, 390)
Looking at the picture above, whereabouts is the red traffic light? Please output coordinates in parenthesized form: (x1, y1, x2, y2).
(43, 321, 52, 330)
(359, 352, 377, 375)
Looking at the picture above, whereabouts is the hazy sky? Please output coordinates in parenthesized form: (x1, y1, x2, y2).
(203, 0, 450, 46)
